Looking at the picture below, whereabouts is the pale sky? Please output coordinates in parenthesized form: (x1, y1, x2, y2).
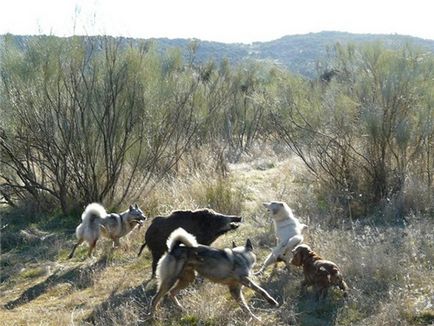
(1, 0, 433, 43)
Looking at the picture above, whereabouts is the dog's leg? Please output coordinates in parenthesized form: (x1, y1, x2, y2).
(286, 235, 303, 252)
(316, 286, 328, 301)
(283, 256, 293, 272)
(150, 275, 179, 315)
(267, 262, 279, 281)
(254, 252, 277, 275)
(229, 285, 261, 321)
(112, 238, 120, 249)
(168, 269, 195, 311)
(240, 276, 279, 307)
(68, 239, 83, 259)
(150, 251, 164, 279)
(87, 239, 97, 258)
(339, 279, 349, 298)
(169, 295, 184, 311)
(300, 279, 309, 295)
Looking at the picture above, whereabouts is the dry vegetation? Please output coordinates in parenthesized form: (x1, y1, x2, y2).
(1, 149, 433, 326)
(1, 36, 434, 325)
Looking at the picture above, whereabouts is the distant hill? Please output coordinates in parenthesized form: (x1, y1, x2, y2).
(253, 31, 434, 76)
(2, 31, 434, 78)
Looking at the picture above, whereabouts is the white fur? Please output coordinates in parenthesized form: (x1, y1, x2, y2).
(76, 203, 107, 243)
(156, 228, 198, 287)
(166, 227, 198, 251)
(270, 202, 307, 246)
(81, 203, 107, 222)
(255, 201, 307, 274)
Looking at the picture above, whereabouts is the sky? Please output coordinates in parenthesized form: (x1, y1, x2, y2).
(0, 0, 433, 43)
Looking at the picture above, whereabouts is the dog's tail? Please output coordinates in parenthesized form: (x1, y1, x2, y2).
(329, 268, 349, 297)
(155, 228, 198, 288)
(81, 203, 107, 224)
(75, 203, 107, 242)
(166, 227, 198, 252)
(335, 271, 349, 295)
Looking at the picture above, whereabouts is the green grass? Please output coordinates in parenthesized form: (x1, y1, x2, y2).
(18, 266, 48, 280)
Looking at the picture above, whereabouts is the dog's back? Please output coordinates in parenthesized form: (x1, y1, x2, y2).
(272, 204, 307, 242)
(157, 228, 254, 283)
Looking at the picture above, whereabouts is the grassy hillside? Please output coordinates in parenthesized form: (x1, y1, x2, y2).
(252, 31, 434, 76)
(1, 150, 433, 325)
(3, 31, 434, 78)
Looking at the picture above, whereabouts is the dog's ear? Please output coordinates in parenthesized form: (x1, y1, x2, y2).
(291, 250, 302, 266)
(134, 203, 138, 209)
(129, 205, 133, 211)
(292, 245, 300, 254)
(232, 241, 237, 248)
(245, 239, 253, 251)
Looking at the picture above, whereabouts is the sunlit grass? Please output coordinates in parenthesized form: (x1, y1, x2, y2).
(1, 151, 433, 325)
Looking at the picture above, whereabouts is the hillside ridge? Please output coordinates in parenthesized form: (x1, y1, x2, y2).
(3, 31, 434, 77)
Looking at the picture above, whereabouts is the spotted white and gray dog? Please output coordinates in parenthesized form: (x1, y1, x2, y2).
(68, 202, 146, 258)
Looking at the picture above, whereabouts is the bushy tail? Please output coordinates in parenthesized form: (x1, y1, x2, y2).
(336, 271, 349, 293)
(166, 227, 198, 252)
(155, 228, 198, 287)
(81, 203, 107, 225)
(329, 269, 349, 296)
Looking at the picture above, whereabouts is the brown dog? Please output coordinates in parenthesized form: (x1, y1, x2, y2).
(291, 244, 348, 300)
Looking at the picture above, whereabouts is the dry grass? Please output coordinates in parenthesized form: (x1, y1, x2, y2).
(1, 149, 433, 325)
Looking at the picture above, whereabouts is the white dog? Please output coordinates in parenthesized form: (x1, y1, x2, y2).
(255, 201, 307, 274)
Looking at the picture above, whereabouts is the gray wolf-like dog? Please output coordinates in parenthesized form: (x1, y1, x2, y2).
(255, 201, 307, 274)
(68, 203, 146, 258)
(137, 208, 242, 278)
(150, 228, 278, 320)
(291, 244, 348, 300)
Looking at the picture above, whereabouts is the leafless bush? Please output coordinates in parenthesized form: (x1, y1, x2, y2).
(0, 36, 201, 213)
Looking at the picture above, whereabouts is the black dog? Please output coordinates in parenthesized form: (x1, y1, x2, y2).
(138, 208, 242, 277)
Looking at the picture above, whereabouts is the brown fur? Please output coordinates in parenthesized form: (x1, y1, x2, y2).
(291, 244, 348, 300)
